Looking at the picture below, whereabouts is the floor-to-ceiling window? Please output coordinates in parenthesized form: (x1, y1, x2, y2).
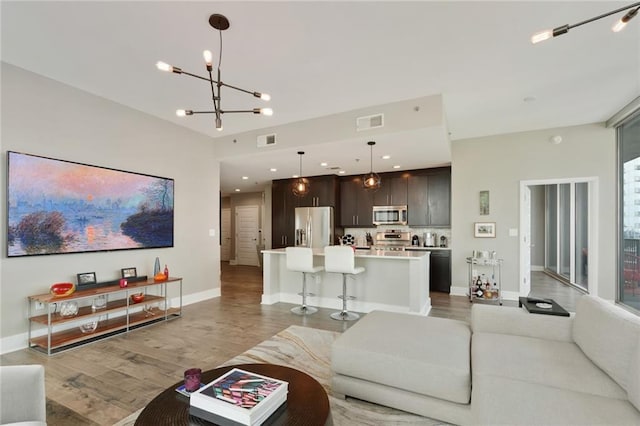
(545, 182, 589, 292)
(618, 108, 640, 311)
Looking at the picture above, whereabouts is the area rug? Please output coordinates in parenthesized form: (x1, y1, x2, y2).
(114, 325, 447, 425)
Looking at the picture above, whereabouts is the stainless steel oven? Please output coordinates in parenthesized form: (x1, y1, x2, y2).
(372, 205, 407, 226)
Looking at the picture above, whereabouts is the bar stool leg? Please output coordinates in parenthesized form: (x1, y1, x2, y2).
(330, 273, 359, 321)
(291, 272, 318, 315)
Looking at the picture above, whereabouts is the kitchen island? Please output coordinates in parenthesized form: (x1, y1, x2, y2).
(261, 248, 431, 315)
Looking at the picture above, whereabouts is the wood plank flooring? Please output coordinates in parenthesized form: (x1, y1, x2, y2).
(1, 262, 577, 425)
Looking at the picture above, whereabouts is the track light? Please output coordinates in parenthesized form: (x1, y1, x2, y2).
(531, 2, 640, 44)
(157, 13, 272, 132)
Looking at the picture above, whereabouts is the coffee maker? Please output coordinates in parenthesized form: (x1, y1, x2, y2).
(440, 235, 448, 248)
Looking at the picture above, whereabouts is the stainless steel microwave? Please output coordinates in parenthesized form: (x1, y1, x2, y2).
(372, 205, 408, 225)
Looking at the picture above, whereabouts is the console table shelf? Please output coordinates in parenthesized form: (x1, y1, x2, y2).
(28, 277, 182, 355)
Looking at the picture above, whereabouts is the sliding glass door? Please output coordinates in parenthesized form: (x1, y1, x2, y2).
(545, 182, 589, 291)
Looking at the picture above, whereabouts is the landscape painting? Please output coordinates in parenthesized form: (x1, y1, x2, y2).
(7, 151, 174, 257)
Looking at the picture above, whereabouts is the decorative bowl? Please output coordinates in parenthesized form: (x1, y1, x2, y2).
(50, 282, 76, 297)
(153, 273, 167, 282)
(59, 301, 79, 317)
(130, 293, 145, 304)
(79, 320, 98, 333)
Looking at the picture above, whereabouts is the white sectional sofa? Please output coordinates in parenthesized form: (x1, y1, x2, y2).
(332, 295, 640, 425)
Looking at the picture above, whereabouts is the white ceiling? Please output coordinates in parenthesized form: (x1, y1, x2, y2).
(2, 1, 639, 194)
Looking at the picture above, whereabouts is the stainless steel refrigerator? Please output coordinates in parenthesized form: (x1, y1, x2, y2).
(294, 207, 334, 248)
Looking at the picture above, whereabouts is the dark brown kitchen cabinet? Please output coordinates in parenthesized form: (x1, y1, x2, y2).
(271, 179, 296, 248)
(430, 250, 451, 293)
(296, 175, 339, 208)
(407, 168, 451, 227)
(373, 174, 408, 206)
(340, 177, 373, 227)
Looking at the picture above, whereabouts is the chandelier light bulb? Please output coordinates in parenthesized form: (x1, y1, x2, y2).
(203, 50, 213, 65)
(156, 61, 173, 72)
(531, 29, 553, 44)
(261, 93, 271, 101)
(176, 109, 187, 117)
(613, 19, 628, 32)
(260, 108, 274, 116)
(216, 116, 223, 131)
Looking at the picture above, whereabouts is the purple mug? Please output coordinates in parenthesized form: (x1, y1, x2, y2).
(184, 368, 202, 392)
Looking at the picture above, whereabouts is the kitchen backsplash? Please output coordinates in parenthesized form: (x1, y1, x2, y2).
(343, 226, 452, 247)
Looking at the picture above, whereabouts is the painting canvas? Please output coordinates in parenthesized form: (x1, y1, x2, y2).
(7, 151, 174, 257)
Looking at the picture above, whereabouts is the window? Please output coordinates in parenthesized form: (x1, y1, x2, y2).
(619, 108, 640, 311)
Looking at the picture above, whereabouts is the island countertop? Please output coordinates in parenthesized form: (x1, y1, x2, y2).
(262, 247, 430, 260)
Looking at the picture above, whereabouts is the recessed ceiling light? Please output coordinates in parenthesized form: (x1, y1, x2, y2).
(241, 176, 249, 180)
(393, 165, 401, 169)
(320, 162, 328, 167)
(382, 155, 391, 160)
(270, 168, 277, 172)
(338, 170, 346, 174)
(235, 188, 241, 192)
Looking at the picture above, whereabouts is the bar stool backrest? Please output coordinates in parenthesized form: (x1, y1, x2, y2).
(286, 247, 315, 273)
(324, 246, 357, 274)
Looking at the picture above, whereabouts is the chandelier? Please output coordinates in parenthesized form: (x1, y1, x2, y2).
(292, 151, 310, 197)
(362, 141, 381, 191)
(156, 14, 272, 132)
(531, 2, 640, 44)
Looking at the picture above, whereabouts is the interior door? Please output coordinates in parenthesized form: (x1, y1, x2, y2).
(221, 208, 231, 261)
(235, 205, 260, 266)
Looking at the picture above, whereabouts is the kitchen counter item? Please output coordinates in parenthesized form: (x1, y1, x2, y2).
(412, 235, 420, 246)
(423, 232, 437, 247)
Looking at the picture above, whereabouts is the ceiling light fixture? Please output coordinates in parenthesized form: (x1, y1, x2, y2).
(362, 141, 381, 191)
(292, 152, 310, 197)
(156, 14, 272, 132)
(531, 2, 640, 43)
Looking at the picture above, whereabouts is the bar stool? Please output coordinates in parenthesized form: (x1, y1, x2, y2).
(324, 246, 365, 321)
(286, 247, 323, 315)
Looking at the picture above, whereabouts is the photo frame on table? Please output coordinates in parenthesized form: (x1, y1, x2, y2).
(474, 222, 496, 238)
(479, 190, 490, 215)
(121, 267, 137, 278)
(77, 272, 97, 286)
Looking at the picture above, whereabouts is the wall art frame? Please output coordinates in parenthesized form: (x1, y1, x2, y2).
(77, 272, 97, 286)
(121, 267, 137, 278)
(474, 222, 496, 238)
(479, 190, 490, 215)
(7, 151, 174, 257)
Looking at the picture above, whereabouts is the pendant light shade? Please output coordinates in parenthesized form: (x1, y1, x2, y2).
(292, 151, 310, 197)
(363, 141, 381, 191)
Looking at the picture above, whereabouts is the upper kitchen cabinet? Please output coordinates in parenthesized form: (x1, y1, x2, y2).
(407, 167, 451, 227)
(373, 174, 408, 206)
(271, 179, 296, 248)
(296, 175, 339, 208)
(340, 177, 374, 227)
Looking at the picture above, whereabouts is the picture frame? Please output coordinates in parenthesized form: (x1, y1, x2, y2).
(7, 151, 174, 257)
(479, 190, 490, 215)
(474, 222, 496, 238)
(121, 267, 137, 278)
(77, 272, 97, 286)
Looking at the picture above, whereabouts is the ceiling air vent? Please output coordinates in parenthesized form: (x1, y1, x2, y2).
(257, 133, 277, 148)
(356, 113, 384, 131)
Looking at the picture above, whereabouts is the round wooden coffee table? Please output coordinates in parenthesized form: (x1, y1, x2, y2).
(135, 363, 331, 425)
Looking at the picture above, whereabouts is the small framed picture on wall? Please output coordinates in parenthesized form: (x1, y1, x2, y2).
(479, 190, 490, 215)
(474, 222, 496, 238)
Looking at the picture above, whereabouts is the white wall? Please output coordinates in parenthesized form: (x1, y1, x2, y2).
(0, 63, 221, 352)
(451, 123, 616, 300)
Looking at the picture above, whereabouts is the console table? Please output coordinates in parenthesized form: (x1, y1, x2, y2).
(28, 277, 182, 355)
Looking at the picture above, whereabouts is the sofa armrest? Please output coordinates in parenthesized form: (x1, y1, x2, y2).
(0, 365, 46, 424)
(471, 304, 574, 342)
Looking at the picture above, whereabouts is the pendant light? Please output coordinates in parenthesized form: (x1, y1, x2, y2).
(292, 151, 310, 197)
(362, 141, 381, 191)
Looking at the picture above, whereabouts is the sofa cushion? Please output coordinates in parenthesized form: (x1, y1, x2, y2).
(473, 332, 627, 400)
(472, 374, 640, 425)
(332, 310, 471, 404)
(628, 335, 640, 411)
(573, 296, 640, 394)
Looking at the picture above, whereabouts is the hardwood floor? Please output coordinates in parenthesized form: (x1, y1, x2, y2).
(1, 262, 576, 425)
